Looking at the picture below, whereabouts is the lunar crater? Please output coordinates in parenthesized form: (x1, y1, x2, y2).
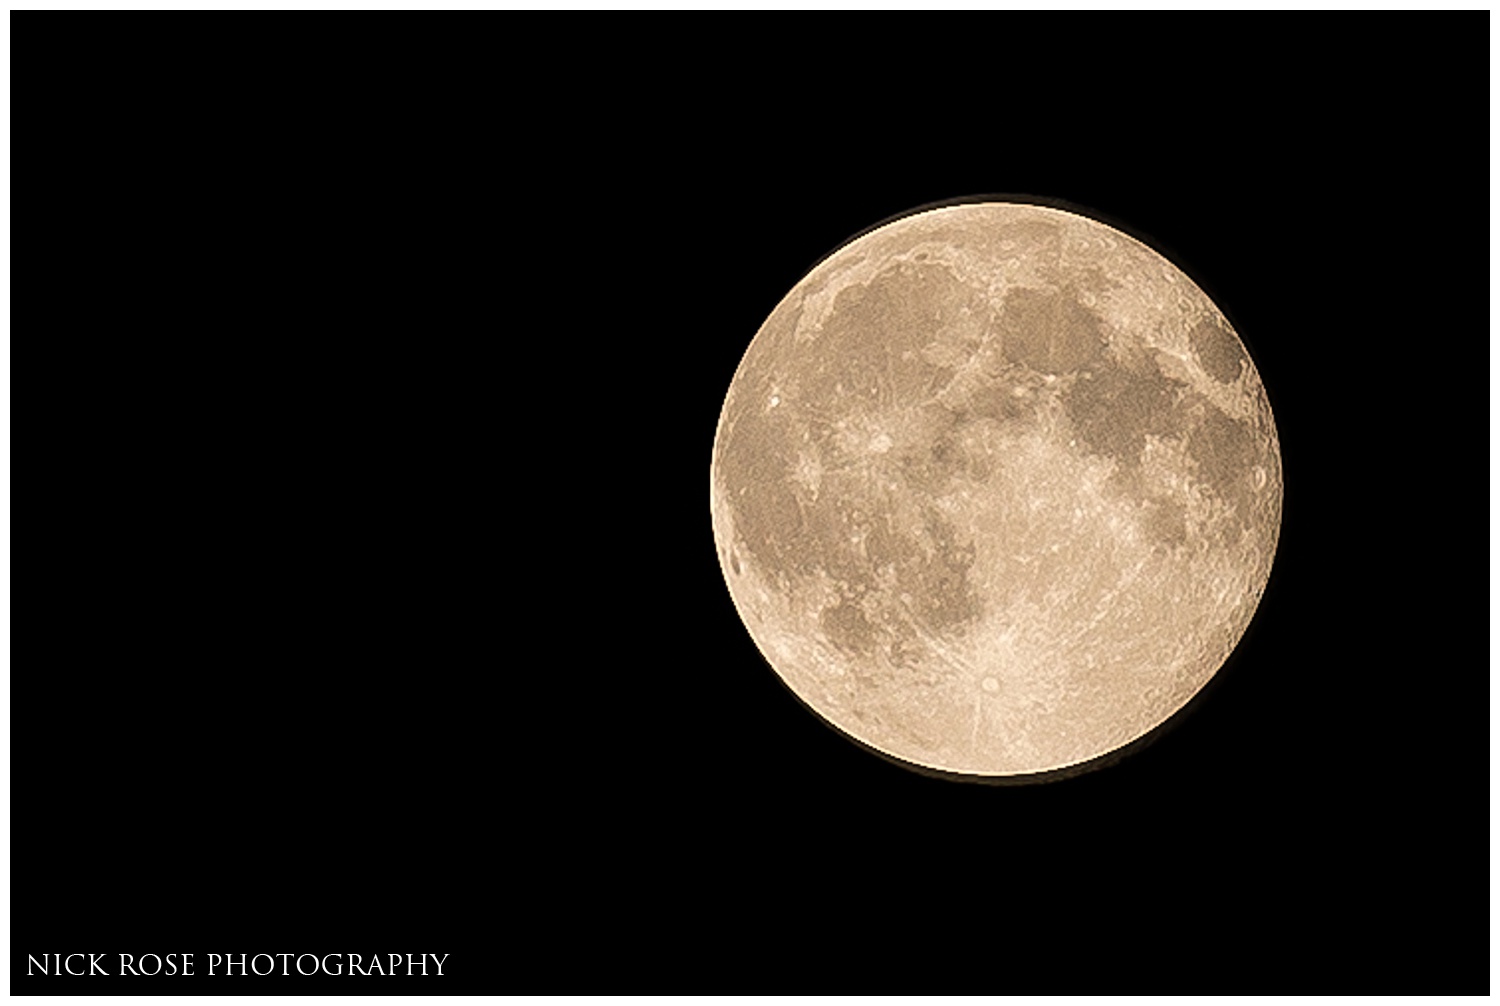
(712, 202, 1282, 778)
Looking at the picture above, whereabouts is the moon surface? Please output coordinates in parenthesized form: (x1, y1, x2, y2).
(710, 202, 1282, 779)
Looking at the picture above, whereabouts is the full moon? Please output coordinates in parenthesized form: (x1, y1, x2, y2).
(710, 201, 1283, 779)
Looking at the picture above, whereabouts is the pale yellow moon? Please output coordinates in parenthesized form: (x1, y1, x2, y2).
(709, 201, 1283, 779)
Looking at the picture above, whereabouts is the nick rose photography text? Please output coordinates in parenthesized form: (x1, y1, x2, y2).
(25, 953, 450, 976)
